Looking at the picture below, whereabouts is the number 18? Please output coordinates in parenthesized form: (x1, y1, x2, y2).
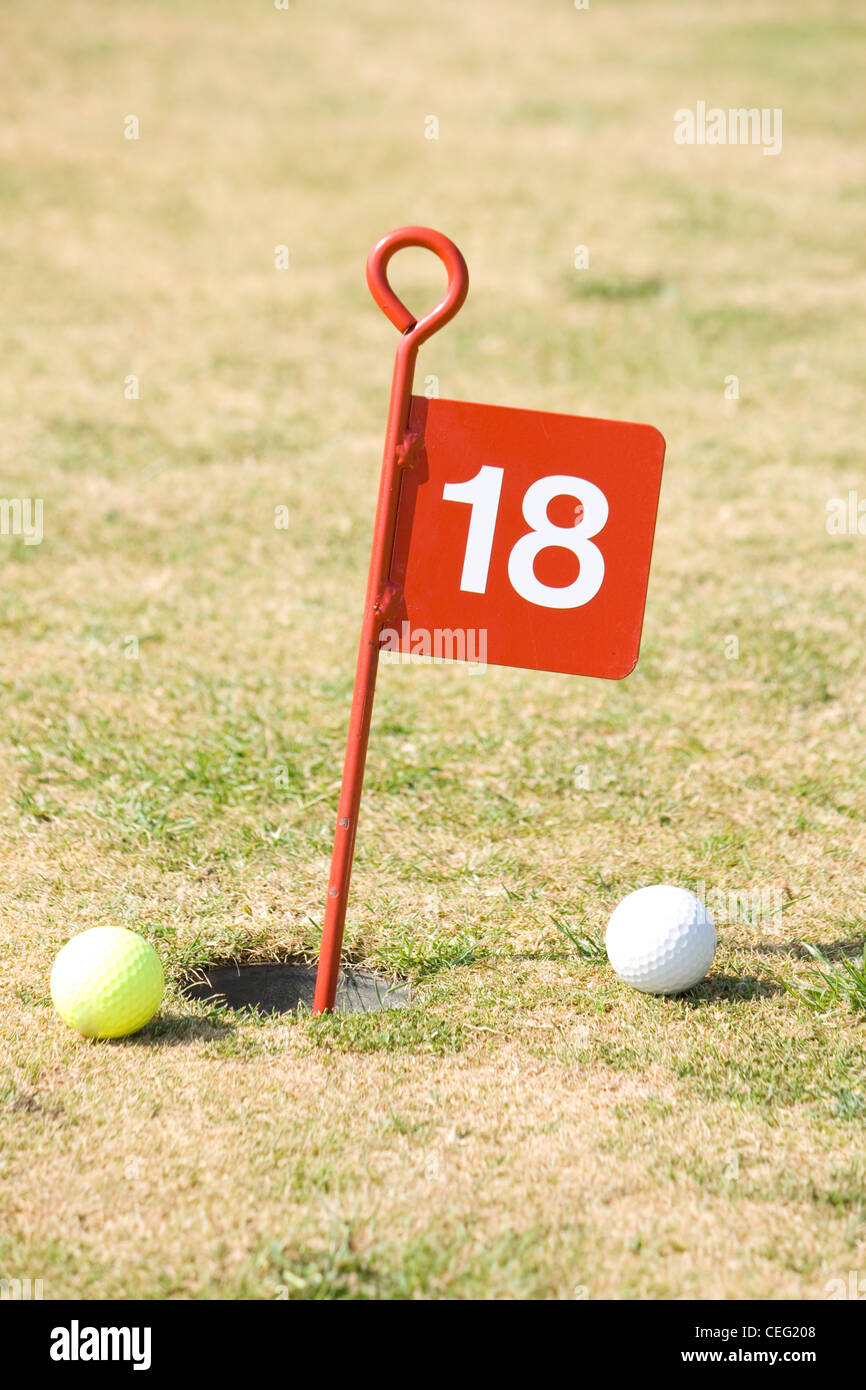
(442, 466, 608, 609)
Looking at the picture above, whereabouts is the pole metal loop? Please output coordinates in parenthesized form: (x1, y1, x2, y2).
(365, 226, 469, 346)
(312, 229, 469, 1015)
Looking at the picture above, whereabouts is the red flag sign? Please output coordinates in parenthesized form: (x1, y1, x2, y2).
(386, 395, 665, 679)
(314, 225, 667, 1014)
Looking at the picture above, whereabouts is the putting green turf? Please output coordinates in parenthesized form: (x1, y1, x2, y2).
(1, 0, 865, 1299)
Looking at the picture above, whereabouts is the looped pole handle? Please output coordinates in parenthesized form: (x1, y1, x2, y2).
(366, 226, 469, 348)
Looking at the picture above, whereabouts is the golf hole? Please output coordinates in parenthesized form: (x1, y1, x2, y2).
(184, 962, 409, 1016)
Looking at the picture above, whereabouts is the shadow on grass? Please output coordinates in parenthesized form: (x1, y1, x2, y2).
(679, 973, 784, 1005)
(752, 937, 865, 961)
(110, 1013, 234, 1046)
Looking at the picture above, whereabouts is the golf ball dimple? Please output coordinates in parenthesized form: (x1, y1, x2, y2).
(605, 885, 716, 995)
(50, 927, 164, 1038)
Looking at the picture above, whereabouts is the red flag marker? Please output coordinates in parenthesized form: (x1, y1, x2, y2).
(312, 227, 665, 1014)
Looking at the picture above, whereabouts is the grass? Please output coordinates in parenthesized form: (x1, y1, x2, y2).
(0, 0, 865, 1300)
(787, 943, 866, 1015)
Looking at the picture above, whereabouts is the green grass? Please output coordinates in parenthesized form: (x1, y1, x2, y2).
(787, 943, 866, 1015)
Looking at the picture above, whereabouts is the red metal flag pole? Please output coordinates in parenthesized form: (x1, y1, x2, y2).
(312, 227, 469, 1015)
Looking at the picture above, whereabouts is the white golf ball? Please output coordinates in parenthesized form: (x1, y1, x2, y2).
(605, 885, 716, 995)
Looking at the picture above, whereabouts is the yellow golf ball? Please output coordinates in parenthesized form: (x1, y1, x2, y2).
(50, 927, 164, 1038)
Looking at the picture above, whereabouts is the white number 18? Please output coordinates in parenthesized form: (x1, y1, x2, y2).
(442, 466, 608, 609)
